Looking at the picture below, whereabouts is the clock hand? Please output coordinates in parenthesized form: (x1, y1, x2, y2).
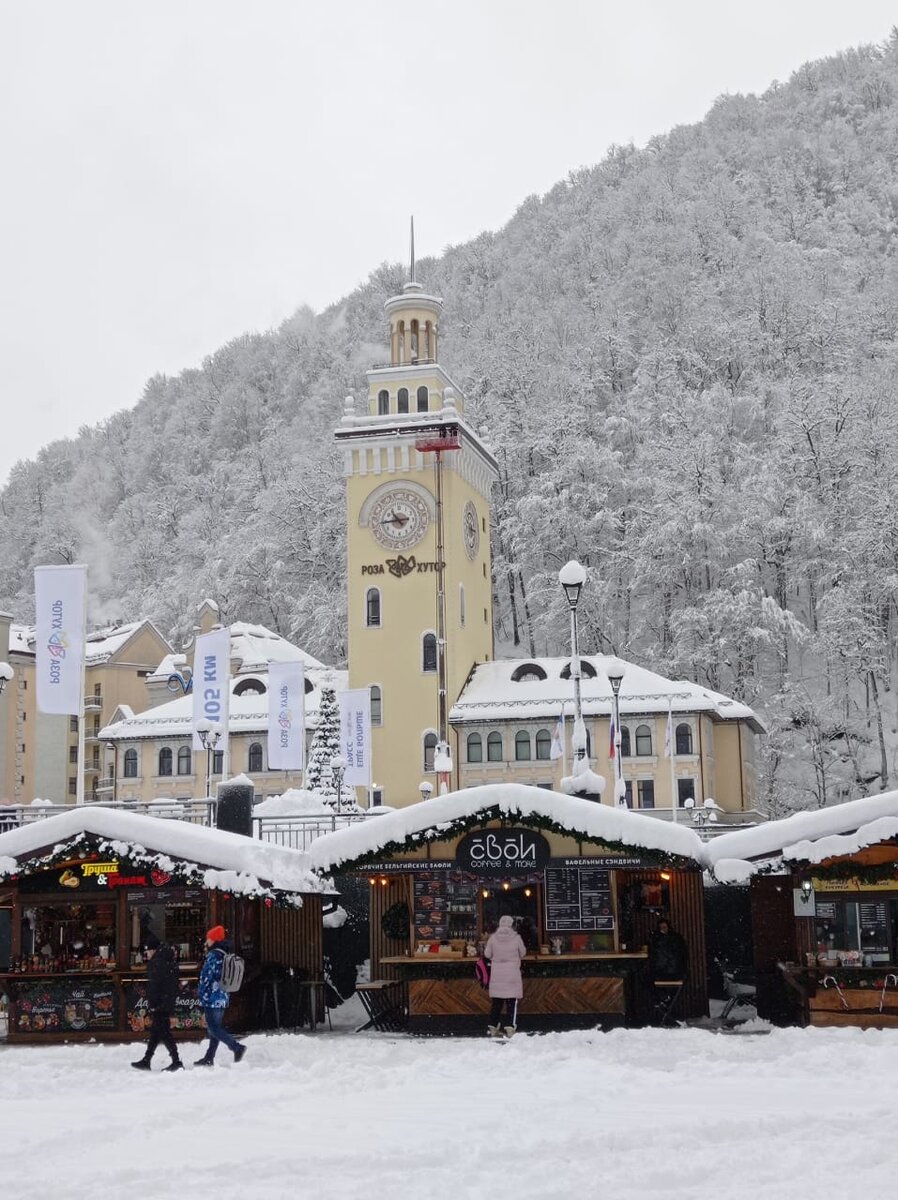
(382, 510, 409, 528)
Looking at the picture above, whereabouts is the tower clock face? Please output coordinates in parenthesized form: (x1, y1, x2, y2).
(463, 500, 480, 559)
(369, 487, 430, 550)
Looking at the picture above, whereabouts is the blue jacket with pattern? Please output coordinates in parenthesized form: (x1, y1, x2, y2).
(198, 943, 230, 1009)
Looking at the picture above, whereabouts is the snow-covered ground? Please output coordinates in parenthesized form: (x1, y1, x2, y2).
(3, 1000, 896, 1200)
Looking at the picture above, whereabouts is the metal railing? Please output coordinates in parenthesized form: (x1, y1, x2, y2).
(83, 695, 103, 710)
(0, 797, 217, 832)
(253, 812, 369, 850)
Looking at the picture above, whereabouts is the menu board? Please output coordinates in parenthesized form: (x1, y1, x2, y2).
(413, 875, 448, 942)
(124, 978, 204, 1034)
(859, 902, 890, 955)
(14, 977, 116, 1034)
(544, 867, 614, 932)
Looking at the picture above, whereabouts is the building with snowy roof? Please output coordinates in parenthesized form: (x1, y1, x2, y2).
(0, 611, 172, 807)
(99, 603, 344, 806)
(450, 654, 764, 820)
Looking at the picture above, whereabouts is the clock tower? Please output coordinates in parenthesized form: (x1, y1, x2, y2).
(336, 250, 498, 807)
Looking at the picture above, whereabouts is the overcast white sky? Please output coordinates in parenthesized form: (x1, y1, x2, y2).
(1, 2, 895, 486)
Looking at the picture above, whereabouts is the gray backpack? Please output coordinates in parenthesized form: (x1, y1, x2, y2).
(219, 952, 245, 993)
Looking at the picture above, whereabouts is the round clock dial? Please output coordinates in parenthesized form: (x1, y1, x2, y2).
(369, 487, 430, 550)
(463, 500, 480, 559)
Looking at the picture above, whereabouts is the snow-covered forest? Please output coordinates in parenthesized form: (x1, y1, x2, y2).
(3, 36, 898, 814)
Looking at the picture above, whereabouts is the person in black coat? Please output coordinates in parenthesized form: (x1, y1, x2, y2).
(647, 919, 688, 982)
(646, 918, 688, 1025)
(131, 933, 183, 1072)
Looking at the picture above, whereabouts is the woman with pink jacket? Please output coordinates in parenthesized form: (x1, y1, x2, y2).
(484, 915, 526, 1036)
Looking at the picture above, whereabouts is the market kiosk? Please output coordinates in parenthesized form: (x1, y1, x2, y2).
(707, 794, 898, 1028)
(0, 807, 329, 1042)
(308, 784, 708, 1032)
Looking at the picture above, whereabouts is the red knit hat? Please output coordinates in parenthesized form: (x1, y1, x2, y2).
(206, 925, 226, 943)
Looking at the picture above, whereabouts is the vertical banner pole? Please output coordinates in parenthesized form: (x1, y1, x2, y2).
(668, 696, 678, 824)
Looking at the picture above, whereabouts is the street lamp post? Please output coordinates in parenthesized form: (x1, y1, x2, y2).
(330, 753, 348, 815)
(604, 659, 627, 809)
(194, 719, 223, 801)
(558, 561, 588, 764)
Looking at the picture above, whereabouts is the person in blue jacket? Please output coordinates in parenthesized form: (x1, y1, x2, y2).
(194, 925, 246, 1066)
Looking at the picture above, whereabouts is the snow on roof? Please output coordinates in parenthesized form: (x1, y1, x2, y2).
(0, 807, 329, 897)
(8, 624, 34, 656)
(84, 621, 150, 664)
(254, 789, 334, 817)
(450, 655, 764, 731)
(305, 783, 706, 873)
(230, 623, 325, 672)
(100, 668, 346, 740)
(706, 791, 898, 880)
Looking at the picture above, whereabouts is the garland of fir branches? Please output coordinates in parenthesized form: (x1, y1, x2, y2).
(0, 832, 303, 909)
(331, 806, 697, 874)
(804, 859, 898, 887)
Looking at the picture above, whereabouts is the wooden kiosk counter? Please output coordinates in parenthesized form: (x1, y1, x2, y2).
(309, 784, 708, 1032)
(0, 807, 329, 1042)
(706, 794, 898, 1030)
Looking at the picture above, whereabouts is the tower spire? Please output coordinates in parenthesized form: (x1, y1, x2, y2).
(409, 215, 416, 285)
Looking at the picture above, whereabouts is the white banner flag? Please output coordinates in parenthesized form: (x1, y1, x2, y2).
(338, 688, 372, 787)
(34, 564, 87, 715)
(192, 628, 231, 750)
(268, 661, 305, 770)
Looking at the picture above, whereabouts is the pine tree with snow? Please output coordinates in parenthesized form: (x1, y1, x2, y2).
(305, 680, 358, 811)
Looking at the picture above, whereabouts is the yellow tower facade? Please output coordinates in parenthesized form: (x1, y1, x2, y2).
(336, 273, 498, 807)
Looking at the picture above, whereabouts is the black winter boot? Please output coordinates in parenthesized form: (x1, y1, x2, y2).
(194, 1052, 215, 1067)
(163, 1059, 184, 1072)
(131, 1056, 153, 1071)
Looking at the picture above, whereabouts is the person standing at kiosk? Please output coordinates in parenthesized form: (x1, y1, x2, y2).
(484, 915, 526, 1037)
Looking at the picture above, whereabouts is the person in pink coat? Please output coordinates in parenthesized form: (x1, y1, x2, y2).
(484, 915, 526, 1035)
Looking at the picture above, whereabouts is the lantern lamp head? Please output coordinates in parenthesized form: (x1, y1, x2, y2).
(558, 560, 587, 609)
(800, 880, 813, 904)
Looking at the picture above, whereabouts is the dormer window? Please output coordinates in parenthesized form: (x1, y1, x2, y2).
(511, 663, 547, 683)
(560, 660, 597, 680)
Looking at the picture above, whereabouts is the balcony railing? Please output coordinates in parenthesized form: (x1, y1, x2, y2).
(96, 777, 115, 792)
(252, 812, 369, 850)
(83, 695, 103, 711)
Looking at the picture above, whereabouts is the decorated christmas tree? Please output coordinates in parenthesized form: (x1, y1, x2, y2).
(305, 679, 358, 811)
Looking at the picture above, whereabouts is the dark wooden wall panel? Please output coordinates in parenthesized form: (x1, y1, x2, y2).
(260, 896, 323, 977)
(369, 876, 412, 981)
(621, 869, 707, 1018)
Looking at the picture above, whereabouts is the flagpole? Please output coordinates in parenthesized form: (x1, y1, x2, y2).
(75, 584, 87, 807)
(667, 696, 678, 824)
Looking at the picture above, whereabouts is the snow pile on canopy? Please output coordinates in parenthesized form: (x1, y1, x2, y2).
(706, 791, 898, 880)
(254, 789, 333, 817)
(229, 622, 325, 672)
(306, 783, 705, 873)
(0, 807, 330, 898)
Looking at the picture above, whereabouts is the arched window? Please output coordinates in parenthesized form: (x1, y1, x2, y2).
(377, 389, 389, 415)
(560, 659, 598, 679)
(635, 724, 653, 756)
(410, 319, 419, 359)
(366, 588, 381, 628)
(511, 662, 547, 683)
(416, 385, 428, 412)
(123, 748, 138, 778)
(467, 733, 483, 763)
(620, 726, 632, 757)
(535, 729, 552, 760)
(248, 742, 263, 772)
(397, 387, 409, 414)
(177, 746, 192, 776)
(487, 732, 503, 762)
(675, 723, 693, 755)
(423, 732, 438, 772)
(422, 633, 437, 672)
(370, 685, 382, 726)
(158, 747, 173, 777)
(515, 731, 531, 761)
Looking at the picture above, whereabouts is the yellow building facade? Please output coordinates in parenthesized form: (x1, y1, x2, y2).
(336, 275, 498, 807)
